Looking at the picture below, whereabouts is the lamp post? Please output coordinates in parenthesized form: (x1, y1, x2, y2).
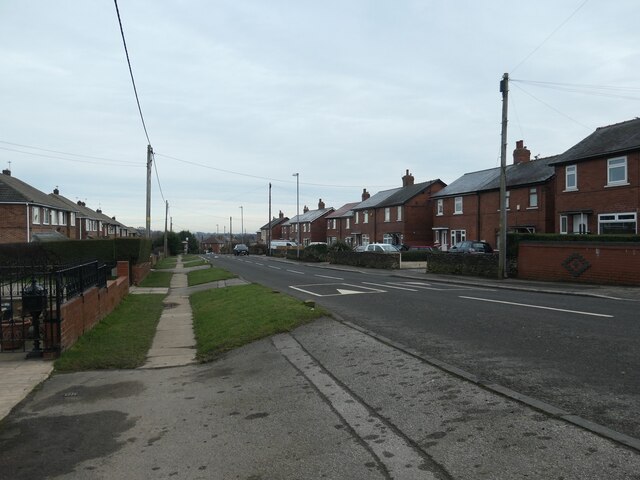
(239, 206, 244, 245)
(292, 173, 300, 258)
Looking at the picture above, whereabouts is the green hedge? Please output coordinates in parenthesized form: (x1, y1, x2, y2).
(0, 238, 152, 267)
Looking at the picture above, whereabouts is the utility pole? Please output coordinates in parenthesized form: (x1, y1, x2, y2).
(229, 216, 233, 253)
(498, 73, 509, 279)
(292, 173, 300, 258)
(268, 183, 272, 256)
(239, 206, 244, 245)
(163, 200, 169, 257)
(146, 144, 153, 238)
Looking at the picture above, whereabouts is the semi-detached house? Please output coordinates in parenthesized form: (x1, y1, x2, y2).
(549, 118, 640, 235)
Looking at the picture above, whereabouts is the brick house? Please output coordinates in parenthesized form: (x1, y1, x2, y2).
(350, 171, 446, 247)
(259, 211, 289, 244)
(0, 169, 77, 244)
(201, 235, 225, 253)
(549, 118, 639, 235)
(431, 141, 556, 250)
(282, 199, 334, 246)
(326, 201, 360, 246)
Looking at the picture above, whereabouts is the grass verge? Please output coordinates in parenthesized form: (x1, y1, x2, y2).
(191, 284, 327, 362)
(187, 267, 236, 286)
(54, 294, 165, 372)
(155, 257, 177, 269)
(138, 271, 173, 288)
(183, 259, 208, 268)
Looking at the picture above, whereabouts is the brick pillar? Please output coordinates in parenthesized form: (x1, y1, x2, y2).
(116, 261, 129, 283)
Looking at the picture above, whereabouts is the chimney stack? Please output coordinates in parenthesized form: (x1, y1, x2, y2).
(318, 198, 325, 209)
(362, 188, 370, 201)
(402, 169, 415, 187)
(303, 205, 309, 213)
(53, 188, 59, 195)
(513, 140, 531, 164)
(279, 210, 284, 219)
(2, 169, 10, 176)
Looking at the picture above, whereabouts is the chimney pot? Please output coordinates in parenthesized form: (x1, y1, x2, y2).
(402, 170, 415, 187)
(303, 205, 309, 213)
(318, 198, 325, 209)
(2, 169, 11, 176)
(362, 188, 370, 201)
(513, 140, 531, 164)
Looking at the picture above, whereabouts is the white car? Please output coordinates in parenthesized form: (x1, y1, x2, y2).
(364, 243, 400, 253)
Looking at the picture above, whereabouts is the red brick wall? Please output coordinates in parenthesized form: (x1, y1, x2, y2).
(518, 241, 640, 285)
(0, 205, 29, 243)
(131, 262, 150, 285)
(57, 266, 130, 351)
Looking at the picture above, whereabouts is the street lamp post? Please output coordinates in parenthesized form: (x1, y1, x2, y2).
(239, 206, 244, 245)
(292, 173, 300, 258)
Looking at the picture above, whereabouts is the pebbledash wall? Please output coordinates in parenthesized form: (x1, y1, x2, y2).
(53, 260, 130, 352)
(517, 241, 640, 286)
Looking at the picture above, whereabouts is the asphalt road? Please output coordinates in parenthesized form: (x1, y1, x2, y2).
(210, 254, 640, 440)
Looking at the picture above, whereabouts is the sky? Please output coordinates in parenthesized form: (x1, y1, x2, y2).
(1, 1, 639, 236)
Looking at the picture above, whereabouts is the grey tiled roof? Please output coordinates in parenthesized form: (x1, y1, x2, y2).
(284, 207, 334, 225)
(0, 173, 69, 210)
(259, 216, 289, 230)
(550, 118, 640, 165)
(433, 156, 556, 198)
(354, 180, 442, 210)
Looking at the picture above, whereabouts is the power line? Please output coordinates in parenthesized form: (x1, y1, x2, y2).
(152, 151, 166, 203)
(113, 0, 151, 146)
(511, 82, 591, 129)
(511, 79, 640, 101)
(0, 145, 142, 167)
(511, 0, 589, 74)
(0, 140, 140, 165)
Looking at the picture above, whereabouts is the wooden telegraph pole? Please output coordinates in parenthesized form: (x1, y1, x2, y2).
(498, 73, 509, 279)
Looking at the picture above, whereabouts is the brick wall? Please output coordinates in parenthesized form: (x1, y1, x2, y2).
(0, 205, 29, 243)
(57, 261, 130, 351)
(518, 241, 640, 285)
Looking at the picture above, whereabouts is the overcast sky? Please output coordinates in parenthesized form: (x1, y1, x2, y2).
(1, 1, 638, 235)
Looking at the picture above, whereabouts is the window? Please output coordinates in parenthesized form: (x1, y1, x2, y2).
(363, 211, 369, 223)
(436, 199, 443, 216)
(43, 208, 50, 225)
(397, 206, 402, 221)
(454, 197, 463, 214)
(355, 212, 359, 224)
(60, 211, 67, 226)
(560, 215, 568, 234)
(607, 157, 627, 186)
(346, 218, 350, 229)
(70, 212, 76, 227)
(565, 165, 577, 190)
(32, 206, 40, 225)
(599, 212, 636, 234)
(362, 234, 370, 246)
(384, 208, 390, 222)
(451, 229, 466, 244)
(383, 233, 393, 244)
(52, 210, 59, 226)
(529, 188, 538, 208)
(505, 191, 510, 210)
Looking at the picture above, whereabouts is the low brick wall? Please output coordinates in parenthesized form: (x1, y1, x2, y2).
(57, 261, 130, 351)
(517, 241, 640, 286)
(131, 262, 151, 285)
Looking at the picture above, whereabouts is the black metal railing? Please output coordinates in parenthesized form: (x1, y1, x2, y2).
(0, 261, 112, 354)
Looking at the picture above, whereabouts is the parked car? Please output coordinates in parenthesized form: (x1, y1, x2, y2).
(233, 244, 249, 256)
(408, 245, 438, 252)
(449, 241, 493, 254)
(353, 245, 366, 252)
(364, 243, 400, 253)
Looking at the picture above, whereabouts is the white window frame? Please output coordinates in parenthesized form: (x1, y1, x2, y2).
(565, 164, 577, 191)
(42, 208, 50, 225)
(70, 212, 76, 227)
(355, 212, 359, 224)
(397, 206, 402, 221)
(598, 212, 637, 234)
(505, 191, 510, 210)
(346, 218, 350, 229)
(559, 215, 568, 234)
(450, 229, 466, 244)
(363, 211, 369, 224)
(454, 197, 463, 215)
(529, 187, 538, 208)
(32, 206, 40, 225)
(382, 233, 393, 244)
(436, 199, 443, 216)
(362, 234, 370, 246)
(607, 156, 628, 186)
(384, 208, 390, 222)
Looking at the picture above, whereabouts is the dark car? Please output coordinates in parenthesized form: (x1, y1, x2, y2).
(449, 241, 493, 254)
(233, 244, 249, 256)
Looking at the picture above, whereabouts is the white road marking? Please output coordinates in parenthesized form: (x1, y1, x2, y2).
(287, 270, 305, 275)
(254, 263, 264, 266)
(399, 281, 496, 292)
(315, 274, 344, 280)
(362, 281, 418, 292)
(290, 283, 385, 297)
(459, 296, 614, 318)
(268, 266, 282, 270)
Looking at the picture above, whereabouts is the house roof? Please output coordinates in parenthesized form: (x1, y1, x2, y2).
(354, 179, 443, 210)
(259, 216, 289, 230)
(0, 172, 70, 210)
(550, 118, 640, 165)
(284, 207, 334, 225)
(432, 156, 557, 198)
(326, 202, 359, 219)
